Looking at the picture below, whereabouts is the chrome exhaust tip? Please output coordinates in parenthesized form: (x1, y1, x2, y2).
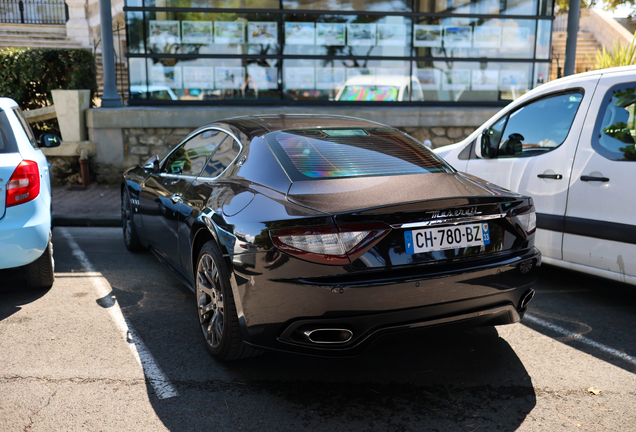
(302, 328, 353, 344)
(519, 289, 535, 309)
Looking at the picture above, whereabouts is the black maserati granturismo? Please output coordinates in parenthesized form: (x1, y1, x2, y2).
(121, 114, 540, 360)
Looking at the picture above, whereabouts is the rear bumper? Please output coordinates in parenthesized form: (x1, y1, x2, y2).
(0, 197, 51, 270)
(229, 247, 541, 356)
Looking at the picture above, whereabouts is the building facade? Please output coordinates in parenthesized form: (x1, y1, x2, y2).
(124, 0, 555, 106)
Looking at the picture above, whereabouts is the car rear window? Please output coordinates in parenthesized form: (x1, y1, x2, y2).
(265, 127, 453, 180)
(0, 110, 18, 154)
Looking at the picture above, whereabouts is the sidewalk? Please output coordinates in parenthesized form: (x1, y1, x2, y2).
(52, 185, 121, 227)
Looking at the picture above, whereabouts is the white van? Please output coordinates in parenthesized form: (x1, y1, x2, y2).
(435, 65, 636, 285)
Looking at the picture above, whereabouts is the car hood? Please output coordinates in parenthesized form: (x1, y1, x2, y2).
(0, 153, 23, 219)
(286, 172, 516, 214)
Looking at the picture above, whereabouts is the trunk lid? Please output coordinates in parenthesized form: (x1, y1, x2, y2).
(286, 172, 531, 270)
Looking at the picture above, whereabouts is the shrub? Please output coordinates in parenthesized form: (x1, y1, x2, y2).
(0, 48, 97, 110)
(587, 33, 636, 70)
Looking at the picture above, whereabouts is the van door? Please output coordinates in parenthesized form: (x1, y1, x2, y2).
(563, 71, 636, 282)
(464, 75, 599, 260)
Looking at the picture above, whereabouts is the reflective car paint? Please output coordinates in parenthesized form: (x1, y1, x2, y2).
(123, 114, 540, 356)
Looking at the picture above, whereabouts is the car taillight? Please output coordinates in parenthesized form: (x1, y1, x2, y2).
(6, 160, 40, 207)
(270, 223, 390, 265)
(508, 205, 536, 236)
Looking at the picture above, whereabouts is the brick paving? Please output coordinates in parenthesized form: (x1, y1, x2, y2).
(52, 185, 121, 226)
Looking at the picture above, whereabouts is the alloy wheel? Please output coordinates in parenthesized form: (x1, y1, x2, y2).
(197, 253, 224, 349)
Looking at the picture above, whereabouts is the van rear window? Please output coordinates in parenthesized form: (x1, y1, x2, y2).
(265, 127, 453, 180)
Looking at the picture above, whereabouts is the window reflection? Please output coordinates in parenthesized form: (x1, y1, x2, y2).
(282, 0, 411, 11)
(594, 85, 636, 161)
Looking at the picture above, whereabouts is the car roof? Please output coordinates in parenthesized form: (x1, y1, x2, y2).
(0, 98, 18, 111)
(213, 114, 388, 141)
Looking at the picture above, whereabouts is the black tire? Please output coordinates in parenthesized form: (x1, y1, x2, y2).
(196, 240, 260, 361)
(122, 187, 143, 252)
(24, 233, 54, 289)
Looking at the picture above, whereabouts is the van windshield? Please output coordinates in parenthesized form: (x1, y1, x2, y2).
(265, 127, 453, 180)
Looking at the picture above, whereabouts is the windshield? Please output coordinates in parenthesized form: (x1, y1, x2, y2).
(265, 127, 454, 180)
(338, 85, 400, 102)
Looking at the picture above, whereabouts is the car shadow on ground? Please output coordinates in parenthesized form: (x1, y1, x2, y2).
(54, 228, 536, 431)
(145, 325, 536, 431)
(523, 265, 636, 375)
(0, 268, 51, 322)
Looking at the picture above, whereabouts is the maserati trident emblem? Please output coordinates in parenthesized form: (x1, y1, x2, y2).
(430, 207, 481, 219)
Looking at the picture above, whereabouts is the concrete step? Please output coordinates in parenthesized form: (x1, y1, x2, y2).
(0, 40, 84, 48)
(0, 24, 67, 36)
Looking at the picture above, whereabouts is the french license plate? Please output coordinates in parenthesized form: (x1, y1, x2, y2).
(404, 223, 491, 254)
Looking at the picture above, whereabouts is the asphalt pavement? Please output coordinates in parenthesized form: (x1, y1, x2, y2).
(52, 184, 121, 227)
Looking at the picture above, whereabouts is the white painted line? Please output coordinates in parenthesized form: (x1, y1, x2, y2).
(525, 313, 636, 366)
(59, 228, 179, 400)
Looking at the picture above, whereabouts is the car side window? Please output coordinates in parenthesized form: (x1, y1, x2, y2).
(164, 129, 228, 176)
(12, 107, 38, 149)
(483, 92, 583, 158)
(592, 83, 636, 161)
(202, 135, 241, 177)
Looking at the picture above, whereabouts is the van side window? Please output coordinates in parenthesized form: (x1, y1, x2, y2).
(592, 83, 636, 161)
(482, 92, 583, 158)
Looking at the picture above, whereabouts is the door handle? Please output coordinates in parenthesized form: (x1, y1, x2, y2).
(537, 174, 563, 180)
(170, 194, 183, 204)
(580, 175, 609, 182)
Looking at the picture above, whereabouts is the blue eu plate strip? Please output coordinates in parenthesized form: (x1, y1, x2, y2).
(482, 223, 490, 245)
(404, 231, 414, 254)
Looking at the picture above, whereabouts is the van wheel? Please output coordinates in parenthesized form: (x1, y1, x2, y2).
(24, 234, 54, 289)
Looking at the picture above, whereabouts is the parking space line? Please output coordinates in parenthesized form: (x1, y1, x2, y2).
(525, 313, 636, 366)
(59, 228, 179, 400)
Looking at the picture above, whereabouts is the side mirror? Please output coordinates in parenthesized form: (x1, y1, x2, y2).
(143, 155, 160, 173)
(39, 133, 61, 148)
(478, 128, 497, 159)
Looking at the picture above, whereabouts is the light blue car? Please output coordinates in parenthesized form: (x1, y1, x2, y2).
(0, 98, 61, 288)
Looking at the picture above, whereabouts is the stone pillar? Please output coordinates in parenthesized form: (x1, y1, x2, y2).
(65, 0, 91, 47)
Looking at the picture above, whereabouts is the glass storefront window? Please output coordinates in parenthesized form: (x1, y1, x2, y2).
(126, 0, 554, 105)
(129, 57, 280, 101)
(142, 0, 279, 9)
(144, 12, 280, 55)
(413, 61, 535, 102)
(416, 0, 539, 15)
(283, 59, 410, 101)
(282, 14, 412, 57)
(282, 0, 412, 12)
(413, 18, 538, 59)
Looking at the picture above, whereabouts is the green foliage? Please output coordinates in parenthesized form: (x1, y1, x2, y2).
(0, 48, 97, 111)
(587, 32, 636, 69)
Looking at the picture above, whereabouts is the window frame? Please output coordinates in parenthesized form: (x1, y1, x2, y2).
(160, 126, 242, 179)
(474, 88, 585, 159)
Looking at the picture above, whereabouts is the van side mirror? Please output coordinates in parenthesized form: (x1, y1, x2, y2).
(143, 155, 160, 173)
(39, 133, 61, 148)
(479, 128, 497, 159)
